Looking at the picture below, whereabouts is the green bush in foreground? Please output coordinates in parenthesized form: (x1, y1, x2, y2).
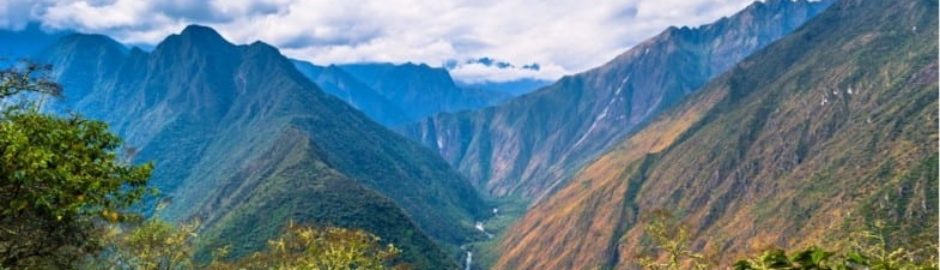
(0, 63, 404, 270)
(733, 222, 938, 270)
(637, 211, 938, 270)
(0, 63, 152, 268)
(214, 221, 405, 270)
(90, 219, 404, 270)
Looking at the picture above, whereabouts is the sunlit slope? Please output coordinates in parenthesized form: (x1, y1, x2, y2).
(402, 0, 833, 202)
(495, 0, 938, 268)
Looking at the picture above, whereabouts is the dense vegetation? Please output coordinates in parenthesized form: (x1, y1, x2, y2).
(0, 63, 152, 268)
(93, 218, 403, 270)
(637, 211, 938, 270)
(0, 64, 406, 269)
(3, 25, 486, 268)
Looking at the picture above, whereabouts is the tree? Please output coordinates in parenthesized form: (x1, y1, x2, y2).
(732, 221, 938, 270)
(217, 221, 406, 270)
(732, 247, 838, 270)
(0, 62, 61, 101)
(90, 219, 199, 270)
(635, 210, 711, 270)
(88, 219, 405, 270)
(732, 245, 938, 270)
(0, 62, 153, 268)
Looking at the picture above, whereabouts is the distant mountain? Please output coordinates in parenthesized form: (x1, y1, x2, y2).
(292, 60, 409, 125)
(34, 33, 128, 111)
(456, 78, 551, 97)
(339, 63, 511, 124)
(495, 0, 938, 268)
(0, 23, 70, 59)
(402, 0, 834, 202)
(26, 25, 488, 268)
(292, 61, 510, 126)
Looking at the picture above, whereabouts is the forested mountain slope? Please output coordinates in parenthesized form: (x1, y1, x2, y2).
(24, 25, 490, 269)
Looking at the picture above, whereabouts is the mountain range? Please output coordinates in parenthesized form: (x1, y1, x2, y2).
(401, 0, 834, 203)
(494, 0, 937, 268)
(0, 0, 934, 269)
(7, 25, 494, 268)
(456, 78, 551, 97)
(292, 60, 523, 126)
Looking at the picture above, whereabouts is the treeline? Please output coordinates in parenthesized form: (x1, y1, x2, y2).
(0, 63, 404, 270)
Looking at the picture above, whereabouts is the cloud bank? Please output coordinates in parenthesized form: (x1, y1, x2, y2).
(0, 0, 757, 82)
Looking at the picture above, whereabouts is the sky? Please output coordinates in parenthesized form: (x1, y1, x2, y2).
(0, 0, 759, 83)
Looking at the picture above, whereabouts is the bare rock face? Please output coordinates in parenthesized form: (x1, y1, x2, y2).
(401, 0, 833, 202)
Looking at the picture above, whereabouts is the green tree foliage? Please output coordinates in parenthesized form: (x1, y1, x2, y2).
(90, 219, 199, 270)
(217, 221, 405, 270)
(636, 210, 711, 270)
(733, 220, 939, 270)
(635, 210, 937, 270)
(732, 243, 937, 270)
(0, 63, 61, 100)
(92, 219, 404, 270)
(0, 62, 152, 268)
(733, 247, 840, 270)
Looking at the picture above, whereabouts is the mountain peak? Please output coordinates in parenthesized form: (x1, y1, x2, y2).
(153, 24, 235, 58)
(247, 40, 280, 53)
(179, 24, 224, 40)
(168, 24, 232, 49)
(741, 0, 832, 14)
(57, 33, 126, 50)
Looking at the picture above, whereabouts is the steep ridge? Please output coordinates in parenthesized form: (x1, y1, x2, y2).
(401, 0, 833, 201)
(341, 63, 510, 124)
(292, 61, 510, 126)
(292, 60, 410, 126)
(34, 33, 128, 112)
(495, 0, 937, 268)
(29, 25, 488, 268)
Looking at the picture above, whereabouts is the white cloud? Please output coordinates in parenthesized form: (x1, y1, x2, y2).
(0, 0, 758, 82)
(449, 62, 567, 83)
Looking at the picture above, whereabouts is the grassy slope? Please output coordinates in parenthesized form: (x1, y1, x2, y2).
(495, 0, 938, 269)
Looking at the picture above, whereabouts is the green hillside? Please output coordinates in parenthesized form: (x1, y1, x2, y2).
(31, 25, 488, 269)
